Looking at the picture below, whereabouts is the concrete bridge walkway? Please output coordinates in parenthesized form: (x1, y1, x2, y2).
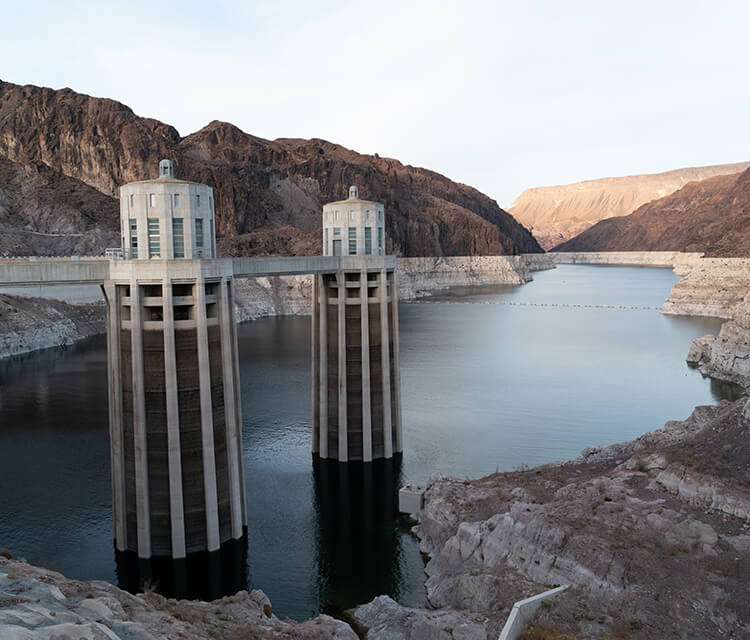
(0, 255, 396, 287)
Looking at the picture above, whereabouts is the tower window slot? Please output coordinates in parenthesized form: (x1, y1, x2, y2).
(204, 282, 218, 296)
(129, 219, 138, 258)
(172, 283, 193, 297)
(195, 218, 204, 256)
(148, 218, 160, 258)
(172, 218, 184, 258)
(174, 305, 192, 321)
(143, 284, 163, 298)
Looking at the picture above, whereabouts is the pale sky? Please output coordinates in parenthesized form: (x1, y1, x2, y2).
(1, 0, 748, 206)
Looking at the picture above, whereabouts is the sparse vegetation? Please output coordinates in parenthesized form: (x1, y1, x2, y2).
(627, 615, 642, 631)
(519, 626, 578, 640)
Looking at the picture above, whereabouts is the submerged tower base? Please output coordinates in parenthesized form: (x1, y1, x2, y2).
(311, 259, 402, 462)
(104, 258, 247, 560)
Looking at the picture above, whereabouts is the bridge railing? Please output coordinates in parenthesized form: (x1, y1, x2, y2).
(105, 248, 124, 260)
(0, 259, 111, 287)
(231, 255, 397, 278)
(0, 254, 399, 287)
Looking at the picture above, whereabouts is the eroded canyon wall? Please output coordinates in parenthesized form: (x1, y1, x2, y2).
(554, 168, 750, 257)
(0, 80, 541, 258)
(510, 162, 750, 250)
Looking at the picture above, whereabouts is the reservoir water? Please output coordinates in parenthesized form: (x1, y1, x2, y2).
(0, 265, 736, 619)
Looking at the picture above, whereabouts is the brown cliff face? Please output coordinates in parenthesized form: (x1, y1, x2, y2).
(509, 162, 750, 250)
(553, 169, 750, 257)
(0, 80, 542, 257)
(0, 156, 119, 256)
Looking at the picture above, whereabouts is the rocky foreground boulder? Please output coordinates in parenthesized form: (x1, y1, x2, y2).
(688, 298, 750, 393)
(399, 398, 750, 639)
(0, 556, 357, 640)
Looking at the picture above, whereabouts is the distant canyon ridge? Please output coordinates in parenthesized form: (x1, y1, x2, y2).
(0, 79, 541, 258)
(510, 162, 750, 251)
(554, 167, 750, 257)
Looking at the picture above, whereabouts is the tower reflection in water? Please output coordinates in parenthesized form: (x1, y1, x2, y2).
(115, 455, 409, 608)
(313, 454, 405, 615)
(115, 536, 248, 601)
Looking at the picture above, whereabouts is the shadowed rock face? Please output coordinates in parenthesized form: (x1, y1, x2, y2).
(0, 156, 119, 256)
(509, 162, 750, 250)
(554, 169, 750, 257)
(0, 80, 542, 257)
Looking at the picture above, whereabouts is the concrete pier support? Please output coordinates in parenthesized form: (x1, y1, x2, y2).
(312, 260, 402, 462)
(104, 259, 246, 559)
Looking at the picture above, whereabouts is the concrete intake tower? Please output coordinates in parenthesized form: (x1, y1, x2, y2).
(103, 160, 246, 560)
(312, 186, 403, 461)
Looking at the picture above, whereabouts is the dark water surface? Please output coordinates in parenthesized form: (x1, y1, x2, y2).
(0, 265, 734, 619)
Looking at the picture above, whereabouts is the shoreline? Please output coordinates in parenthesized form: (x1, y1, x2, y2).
(0, 251, 734, 362)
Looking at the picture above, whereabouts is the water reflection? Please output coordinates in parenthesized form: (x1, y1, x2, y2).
(313, 455, 404, 615)
(115, 535, 248, 600)
(708, 375, 745, 401)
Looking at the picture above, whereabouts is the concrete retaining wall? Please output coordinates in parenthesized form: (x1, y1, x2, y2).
(498, 585, 569, 640)
(520, 254, 556, 272)
(548, 251, 704, 270)
(397, 256, 532, 299)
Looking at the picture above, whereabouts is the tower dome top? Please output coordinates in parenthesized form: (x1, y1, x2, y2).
(349, 185, 359, 199)
(158, 159, 175, 179)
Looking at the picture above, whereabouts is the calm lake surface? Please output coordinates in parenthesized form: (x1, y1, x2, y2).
(0, 265, 734, 619)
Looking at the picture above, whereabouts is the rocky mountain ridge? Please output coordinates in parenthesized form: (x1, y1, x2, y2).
(554, 168, 750, 256)
(509, 162, 750, 250)
(0, 79, 541, 257)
